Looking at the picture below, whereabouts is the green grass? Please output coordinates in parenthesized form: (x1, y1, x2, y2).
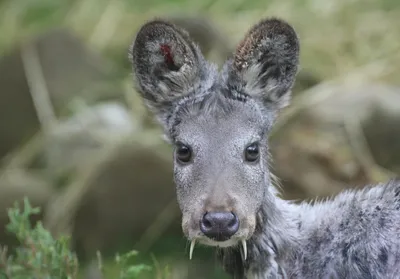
(0, 198, 152, 279)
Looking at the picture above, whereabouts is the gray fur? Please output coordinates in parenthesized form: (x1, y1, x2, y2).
(129, 17, 400, 279)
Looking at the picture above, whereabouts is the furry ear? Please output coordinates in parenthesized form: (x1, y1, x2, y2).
(129, 19, 205, 119)
(226, 18, 300, 110)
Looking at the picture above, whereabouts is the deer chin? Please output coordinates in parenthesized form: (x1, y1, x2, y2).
(188, 237, 248, 261)
(199, 237, 239, 247)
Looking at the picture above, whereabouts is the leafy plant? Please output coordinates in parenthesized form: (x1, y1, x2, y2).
(0, 198, 151, 279)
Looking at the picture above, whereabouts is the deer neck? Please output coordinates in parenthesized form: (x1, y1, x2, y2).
(218, 185, 301, 278)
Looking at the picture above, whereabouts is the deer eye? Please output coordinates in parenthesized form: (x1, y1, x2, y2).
(175, 142, 192, 164)
(244, 142, 260, 163)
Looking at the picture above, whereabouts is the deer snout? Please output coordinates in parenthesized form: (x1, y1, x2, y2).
(200, 211, 239, 241)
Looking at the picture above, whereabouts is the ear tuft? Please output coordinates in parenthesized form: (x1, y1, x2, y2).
(227, 18, 300, 110)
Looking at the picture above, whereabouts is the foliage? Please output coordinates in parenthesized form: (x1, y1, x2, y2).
(0, 198, 151, 279)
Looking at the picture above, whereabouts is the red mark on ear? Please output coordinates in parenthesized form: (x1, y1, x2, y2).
(160, 44, 174, 66)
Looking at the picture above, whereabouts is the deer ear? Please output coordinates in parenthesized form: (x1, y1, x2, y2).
(226, 18, 300, 110)
(129, 19, 205, 119)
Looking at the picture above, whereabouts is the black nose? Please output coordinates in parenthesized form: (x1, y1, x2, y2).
(200, 212, 239, 241)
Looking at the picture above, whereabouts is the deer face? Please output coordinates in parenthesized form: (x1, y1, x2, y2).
(129, 18, 299, 258)
(172, 95, 274, 247)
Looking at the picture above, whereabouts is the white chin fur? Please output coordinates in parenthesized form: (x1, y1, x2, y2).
(189, 238, 247, 261)
(199, 238, 238, 248)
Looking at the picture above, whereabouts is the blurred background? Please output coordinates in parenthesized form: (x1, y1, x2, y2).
(0, 0, 400, 278)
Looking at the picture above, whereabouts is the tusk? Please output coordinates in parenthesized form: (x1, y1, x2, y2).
(189, 240, 196, 260)
(241, 239, 247, 261)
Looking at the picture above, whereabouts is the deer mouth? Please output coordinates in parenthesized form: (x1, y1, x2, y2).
(188, 236, 248, 261)
(182, 211, 256, 260)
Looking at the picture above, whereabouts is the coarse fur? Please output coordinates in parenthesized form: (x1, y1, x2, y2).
(129, 17, 400, 278)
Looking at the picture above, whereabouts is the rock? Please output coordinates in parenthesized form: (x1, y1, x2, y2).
(363, 106, 400, 173)
(270, 83, 400, 200)
(0, 28, 121, 159)
(43, 131, 179, 260)
(43, 101, 139, 178)
(0, 48, 40, 158)
(26, 28, 119, 109)
(292, 69, 321, 95)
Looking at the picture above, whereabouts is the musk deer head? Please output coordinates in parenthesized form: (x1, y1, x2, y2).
(129, 17, 299, 259)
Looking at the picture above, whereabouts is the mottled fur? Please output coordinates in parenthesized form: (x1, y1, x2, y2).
(129, 17, 400, 278)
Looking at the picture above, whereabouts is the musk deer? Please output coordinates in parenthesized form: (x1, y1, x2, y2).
(129, 17, 400, 279)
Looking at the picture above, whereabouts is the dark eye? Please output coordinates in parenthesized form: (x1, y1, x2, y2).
(244, 142, 260, 163)
(175, 142, 192, 164)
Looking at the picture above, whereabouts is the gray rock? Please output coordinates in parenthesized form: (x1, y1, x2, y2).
(44, 101, 139, 177)
(0, 28, 121, 159)
(43, 131, 178, 260)
(270, 82, 400, 199)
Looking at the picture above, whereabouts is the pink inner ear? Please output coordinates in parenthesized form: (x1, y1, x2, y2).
(160, 44, 175, 66)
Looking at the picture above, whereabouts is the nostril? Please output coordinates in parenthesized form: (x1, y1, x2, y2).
(228, 213, 238, 227)
(202, 215, 212, 229)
